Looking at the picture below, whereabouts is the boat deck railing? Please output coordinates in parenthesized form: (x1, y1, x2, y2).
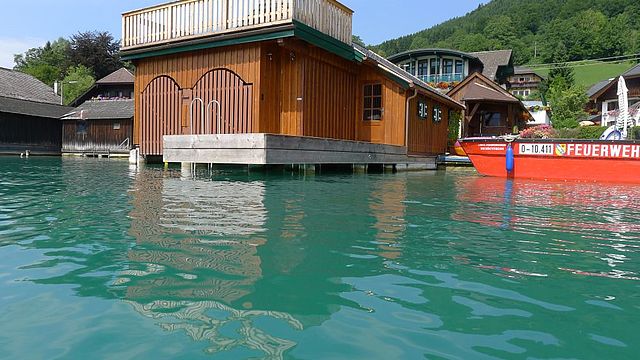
(121, 0, 353, 50)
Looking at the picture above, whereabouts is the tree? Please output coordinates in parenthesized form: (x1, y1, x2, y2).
(547, 80, 588, 129)
(14, 38, 70, 86)
(68, 31, 123, 80)
(61, 65, 95, 105)
(352, 35, 366, 47)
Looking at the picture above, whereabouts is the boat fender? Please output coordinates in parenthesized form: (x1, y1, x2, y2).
(506, 143, 514, 173)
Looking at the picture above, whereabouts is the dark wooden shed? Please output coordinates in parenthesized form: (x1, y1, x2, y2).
(0, 67, 72, 155)
(61, 99, 134, 156)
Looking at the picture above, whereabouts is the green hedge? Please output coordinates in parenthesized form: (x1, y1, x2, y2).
(631, 126, 640, 140)
(577, 126, 607, 139)
(554, 126, 606, 139)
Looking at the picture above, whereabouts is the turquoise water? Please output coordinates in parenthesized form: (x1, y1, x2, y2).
(1, 157, 640, 359)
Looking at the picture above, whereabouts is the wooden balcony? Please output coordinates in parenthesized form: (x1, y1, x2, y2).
(121, 0, 353, 51)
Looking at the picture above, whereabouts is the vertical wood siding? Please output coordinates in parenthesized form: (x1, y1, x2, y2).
(407, 95, 450, 155)
(62, 119, 133, 153)
(140, 76, 182, 156)
(0, 113, 61, 153)
(193, 69, 254, 134)
(134, 43, 261, 156)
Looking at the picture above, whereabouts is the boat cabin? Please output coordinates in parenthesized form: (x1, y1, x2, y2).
(120, 0, 463, 165)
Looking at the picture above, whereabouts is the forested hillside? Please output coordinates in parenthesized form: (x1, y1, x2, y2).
(372, 0, 640, 65)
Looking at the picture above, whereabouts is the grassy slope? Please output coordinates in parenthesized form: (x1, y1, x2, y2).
(536, 62, 635, 88)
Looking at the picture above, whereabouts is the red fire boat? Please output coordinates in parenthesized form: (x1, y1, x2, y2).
(459, 137, 640, 183)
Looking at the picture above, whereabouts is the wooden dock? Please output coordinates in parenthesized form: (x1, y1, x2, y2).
(163, 134, 437, 170)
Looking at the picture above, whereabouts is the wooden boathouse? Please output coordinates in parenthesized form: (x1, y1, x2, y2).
(120, 0, 464, 168)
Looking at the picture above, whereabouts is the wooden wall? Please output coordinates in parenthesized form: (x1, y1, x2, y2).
(133, 43, 262, 155)
(407, 94, 450, 155)
(133, 38, 456, 157)
(62, 118, 133, 153)
(356, 65, 407, 146)
(0, 112, 61, 154)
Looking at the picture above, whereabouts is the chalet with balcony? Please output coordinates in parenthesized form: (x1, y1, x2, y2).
(507, 66, 544, 99)
(69, 68, 134, 107)
(387, 49, 514, 91)
(120, 0, 463, 167)
(587, 63, 640, 127)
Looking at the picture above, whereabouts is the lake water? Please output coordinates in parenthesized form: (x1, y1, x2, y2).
(1, 157, 639, 359)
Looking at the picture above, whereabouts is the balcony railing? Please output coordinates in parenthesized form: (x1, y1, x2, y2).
(122, 0, 353, 50)
(417, 73, 464, 84)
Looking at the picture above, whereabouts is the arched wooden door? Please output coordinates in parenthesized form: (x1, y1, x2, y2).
(140, 76, 181, 156)
(192, 69, 254, 135)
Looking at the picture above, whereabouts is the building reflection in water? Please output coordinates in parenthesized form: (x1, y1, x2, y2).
(125, 168, 300, 357)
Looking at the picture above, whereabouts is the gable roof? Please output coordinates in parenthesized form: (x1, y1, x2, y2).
(61, 99, 134, 120)
(587, 79, 612, 98)
(0, 67, 61, 104)
(589, 63, 640, 100)
(514, 66, 545, 79)
(470, 50, 513, 80)
(354, 44, 464, 110)
(448, 72, 520, 103)
(622, 63, 640, 78)
(0, 96, 72, 118)
(96, 68, 134, 85)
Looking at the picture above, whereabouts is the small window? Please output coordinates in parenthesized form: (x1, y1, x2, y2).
(481, 112, 503, 127)
(417, 100, 428, 119)
(113, 122, 121, 130)
(77, 120, 88, 135)
(432, 105, 442, 123)
(363, 83, 383, 121)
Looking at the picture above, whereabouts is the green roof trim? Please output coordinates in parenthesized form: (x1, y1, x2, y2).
(291, 21, 359, 62)
(121, 29, 296, 61)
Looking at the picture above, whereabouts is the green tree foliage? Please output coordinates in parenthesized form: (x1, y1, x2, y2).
(547, 80, 588, 129)
(373, 0, 640, 65)
(13, 31, 124, 90)
(69, 31, 123, 80)
(14, 38, 70, 86)
(352, 35, 366, 47)
(61, 65, 95, 105)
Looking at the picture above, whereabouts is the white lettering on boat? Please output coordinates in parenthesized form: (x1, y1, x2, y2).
(479, 142, 640, 159)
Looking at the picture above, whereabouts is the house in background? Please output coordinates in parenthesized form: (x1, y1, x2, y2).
(120, 0, 464, 167)
(60, 99, 133, 157)
(0, 67, 72, 155)
(61, 68, 135, 157)
(507, 66, 544, 99)
(387, 48, 514, 90)
(69, 68, 134, 107)
(587, 63, 640, 127)
(522, 101, 551, 126)
(448, 72, 530, 137)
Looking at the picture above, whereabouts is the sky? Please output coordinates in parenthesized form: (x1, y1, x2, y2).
(0, 0, 485, 68)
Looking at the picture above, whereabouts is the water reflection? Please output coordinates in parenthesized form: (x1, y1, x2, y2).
(453, 175, 640, 281)
(2, 158, 640, 359)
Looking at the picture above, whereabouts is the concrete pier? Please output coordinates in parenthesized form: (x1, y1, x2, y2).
(163, 134, 438, 170)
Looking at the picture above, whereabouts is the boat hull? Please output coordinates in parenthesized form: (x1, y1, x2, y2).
(460, 138, 640, 183)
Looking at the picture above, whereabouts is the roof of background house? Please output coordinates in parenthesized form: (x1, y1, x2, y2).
(387, 48, 481, 63)
(61, 99, 134, 120)
(0, 67, 61, 104)
(448, 72, 520, 104)
(354, 44, 464, 109)
(588, 63, 640, 100)
(95, 68, 134, 85)
(514, 66, 545, 79)
(622, 63, 640, 78)
(469, 50, 513, 81)
(587, 79, 612, 98)
(0, 96, 72, 118)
